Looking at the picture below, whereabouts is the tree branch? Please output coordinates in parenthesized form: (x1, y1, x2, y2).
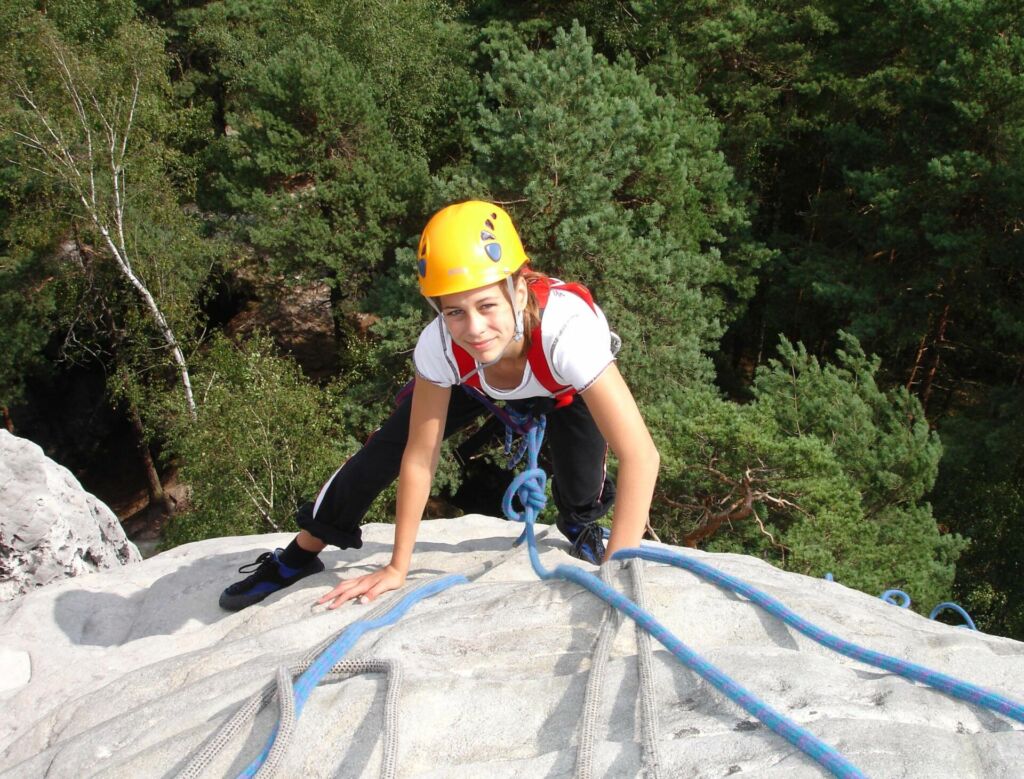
(665, 457, 805, 549)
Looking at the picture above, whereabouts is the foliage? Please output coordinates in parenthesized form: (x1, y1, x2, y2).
(166, 0, 475, 371)
(3, 0, 1015, 635)
(932, 389, 1024, 636)
(504, 1, 1024, 396)
(0, 258, 56, 406)
(163, 330, 466, 545)
(752, 334, 963, 607)
(1, 9, 209, 422)
(752, 334, 941, 515)
(206, 35, 428, 300)
(654, 333, 964, 610)
(162, 333, 352, 545)
(171, 0, 464, 154)
(435, 22, 769, 400)
(475, 1, 1017, 631)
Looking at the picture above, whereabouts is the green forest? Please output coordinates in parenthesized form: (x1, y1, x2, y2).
(1, 1, 1021, 637)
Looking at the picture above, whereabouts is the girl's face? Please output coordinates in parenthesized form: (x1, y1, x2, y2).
(439, 278, 528, 363)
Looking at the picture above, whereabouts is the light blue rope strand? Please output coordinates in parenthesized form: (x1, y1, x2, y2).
(880, 589, 912, 608)
(550, 558, 866, 777)
(236, 574, 467, 778)
(847, 578, 976, 630)
(612, 547, 1024, 724)
(929, 602, 978, 631)
(880, 587, 977, 630)
(501, 420, 868, 779)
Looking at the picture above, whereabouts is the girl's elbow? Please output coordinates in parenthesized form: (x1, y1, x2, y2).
(621, 437, 659, 473)
(647, 441, 661, 474)
(401, 444, 438, 476)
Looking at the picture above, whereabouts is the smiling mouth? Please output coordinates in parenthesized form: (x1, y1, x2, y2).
(468, 339, 494, 351)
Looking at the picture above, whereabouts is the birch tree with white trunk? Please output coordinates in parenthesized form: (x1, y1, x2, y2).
(5, 32, 197, 420)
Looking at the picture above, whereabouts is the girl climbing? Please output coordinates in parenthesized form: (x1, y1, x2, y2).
(220, 201, 660, 611)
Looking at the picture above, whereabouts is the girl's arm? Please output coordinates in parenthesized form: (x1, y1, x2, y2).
(317, 377, 450, 608)
(579, 363, 660, 559)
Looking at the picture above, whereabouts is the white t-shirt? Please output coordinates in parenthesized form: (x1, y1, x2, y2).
(413, 286, 616, 401)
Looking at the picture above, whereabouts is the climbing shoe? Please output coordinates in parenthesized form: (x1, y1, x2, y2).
(556, 518, 606, 566)
(219, 549, 325, 611)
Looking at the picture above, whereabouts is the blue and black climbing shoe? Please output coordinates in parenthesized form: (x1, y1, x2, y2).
(219, 549, 325, 611)
(557, 518, 606, 566)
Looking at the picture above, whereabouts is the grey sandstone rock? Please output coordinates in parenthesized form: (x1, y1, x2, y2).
(0, 430, 141, 601)
(0, 516, 1022, 778)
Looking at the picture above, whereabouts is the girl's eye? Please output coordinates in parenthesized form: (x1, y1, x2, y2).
(444, 310, 462, 318)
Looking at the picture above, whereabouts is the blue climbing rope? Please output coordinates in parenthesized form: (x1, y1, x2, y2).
(930, 602, 978, 631)
(609, 547, 1024, 725)
(880, 589, 912, 608)
(877, 589, 976, 629)
(236, 400, 1011, 777)
(831, 575, 978, 632)
(501, 417, 869, 779)
(237, 574, 467, 778)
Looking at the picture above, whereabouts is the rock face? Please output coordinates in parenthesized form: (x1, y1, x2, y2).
(1, 516, 1023, 778)
(226, 275, 340, 381)
(0, 430, 141, 601)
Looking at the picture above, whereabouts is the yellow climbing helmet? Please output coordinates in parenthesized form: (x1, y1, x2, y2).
(416, 201, 529, 297)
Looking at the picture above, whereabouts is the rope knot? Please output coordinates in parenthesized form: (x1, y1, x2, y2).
(503, 467, 548, 522)
(501, 416, 548, 524)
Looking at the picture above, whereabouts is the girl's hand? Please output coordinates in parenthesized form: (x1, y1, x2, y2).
(316, 564, 407, 610)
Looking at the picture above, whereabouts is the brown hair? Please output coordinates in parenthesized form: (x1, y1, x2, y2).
(509, 266, 547, 350)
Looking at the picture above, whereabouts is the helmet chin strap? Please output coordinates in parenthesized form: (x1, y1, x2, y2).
(507, 275, 524, 342)
(426, 275, 524, 385)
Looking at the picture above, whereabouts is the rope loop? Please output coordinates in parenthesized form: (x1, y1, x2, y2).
(929, 602, 978, 630)
(504, 430, 531, 469)
(878, 585, 977, 629)
(880, 589, 912, 608)
(502, 467, 548, 522)
(501, 416, 548, 523)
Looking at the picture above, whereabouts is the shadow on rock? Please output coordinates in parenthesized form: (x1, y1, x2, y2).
(52, 535, 524, 647)
(51, 547, 342, 646)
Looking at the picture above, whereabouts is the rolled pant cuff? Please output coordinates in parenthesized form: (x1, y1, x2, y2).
(295, 502, 364, 550)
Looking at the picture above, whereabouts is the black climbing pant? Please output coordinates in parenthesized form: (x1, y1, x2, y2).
(295, 386, 615, 549)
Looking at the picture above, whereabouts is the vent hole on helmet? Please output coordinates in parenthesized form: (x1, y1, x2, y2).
(485, 242, 502, 261)
(484, 219, 495, 230)
(481, 230, 495, 241)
